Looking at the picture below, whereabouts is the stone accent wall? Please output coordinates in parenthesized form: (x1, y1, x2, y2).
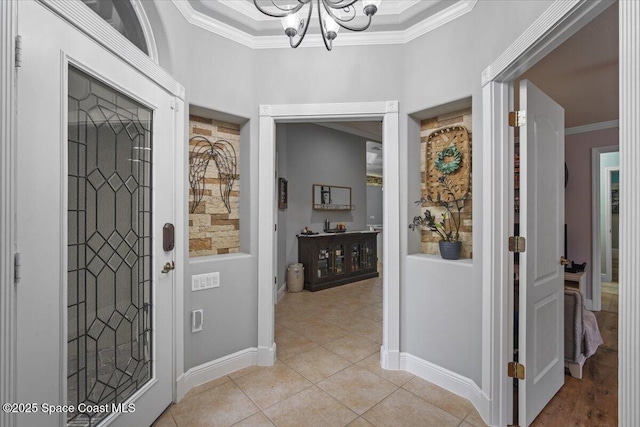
(189, 115, 240, 257)
(420, 108, 473, 258)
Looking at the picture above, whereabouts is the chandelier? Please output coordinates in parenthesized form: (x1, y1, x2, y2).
(253, 0, 382, 51)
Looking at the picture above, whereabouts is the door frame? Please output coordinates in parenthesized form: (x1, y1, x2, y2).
(591, 145, 619, 312)
(602, 166, 618, 282)
(480, 0, 628, 425)
(0, 1, 186, 425)
(257, 102, 400, 368)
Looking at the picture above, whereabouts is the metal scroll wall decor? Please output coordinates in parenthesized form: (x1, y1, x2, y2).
(189, 136, 238, 214)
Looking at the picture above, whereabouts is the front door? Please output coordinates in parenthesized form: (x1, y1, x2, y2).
(518, 79, 565, 426)
(16, 2, 176, 426)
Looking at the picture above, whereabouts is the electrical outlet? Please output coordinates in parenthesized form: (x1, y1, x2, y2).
(192, 309, 203, 333)
(192, 272, 220, 291)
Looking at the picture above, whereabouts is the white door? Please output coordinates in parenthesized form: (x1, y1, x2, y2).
(518, 80, 565, 426)
(16, 2, 175, 426)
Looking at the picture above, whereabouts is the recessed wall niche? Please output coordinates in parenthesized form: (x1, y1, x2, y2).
(188, 114, 240, 256)
(420, 107, 473, 258)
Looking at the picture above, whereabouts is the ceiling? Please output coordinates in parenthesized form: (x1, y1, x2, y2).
(516, 1, 618, 128)
(178, 0, 477, 48)
(185, 2, 618, 177)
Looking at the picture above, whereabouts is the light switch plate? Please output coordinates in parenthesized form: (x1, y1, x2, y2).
(192, 272, 220, 291)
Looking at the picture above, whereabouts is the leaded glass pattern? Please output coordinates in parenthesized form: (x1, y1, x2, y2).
(67, 67, 152, 427)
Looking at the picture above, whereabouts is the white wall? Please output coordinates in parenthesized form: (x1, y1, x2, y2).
(147, 0, 557, 385)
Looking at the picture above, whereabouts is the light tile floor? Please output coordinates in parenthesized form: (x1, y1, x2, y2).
(154, 273, 486, 427)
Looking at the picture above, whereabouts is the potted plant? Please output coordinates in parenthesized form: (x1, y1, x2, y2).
(409, 175, 466, 260)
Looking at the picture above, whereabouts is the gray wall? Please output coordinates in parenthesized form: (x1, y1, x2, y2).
(148, 0, 557, 382)
(152, 1, 258, 370)
(276, 123, 368, 292)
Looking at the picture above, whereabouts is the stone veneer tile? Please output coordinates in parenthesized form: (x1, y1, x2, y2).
(362, 388, 461, 427)
(264, 386, 358, 427)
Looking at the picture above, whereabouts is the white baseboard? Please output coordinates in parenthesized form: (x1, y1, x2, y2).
(176, 347, 257, 401)
(400, 352, 493, 426)
(277, 284, 286, 304)
(380, 346, 401, 370)
(257, 343, 276, 366)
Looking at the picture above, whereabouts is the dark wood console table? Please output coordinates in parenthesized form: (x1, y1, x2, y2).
(297, 231, 379, 292)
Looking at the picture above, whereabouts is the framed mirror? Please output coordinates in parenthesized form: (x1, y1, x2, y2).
(313, 184, 353, 210)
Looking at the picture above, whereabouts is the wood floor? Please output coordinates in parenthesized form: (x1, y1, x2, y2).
(532, 291, 618, 426)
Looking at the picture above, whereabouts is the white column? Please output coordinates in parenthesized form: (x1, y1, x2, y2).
(619, 1, 639, 425)
(0, 1, 17, 427)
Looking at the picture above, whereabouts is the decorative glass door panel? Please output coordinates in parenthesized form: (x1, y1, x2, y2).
(317, 246, 330, 279)
(333, 244, 345, 275)
(67, 67, 152, 427)
(351, 243, 362, 271)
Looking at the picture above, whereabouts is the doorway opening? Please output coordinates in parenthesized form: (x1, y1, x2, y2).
(256, 101, 400, 370)
(507, 2, 619, 425)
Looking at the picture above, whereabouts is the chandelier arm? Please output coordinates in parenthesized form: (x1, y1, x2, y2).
(323, 0, 360, 9)
(253, 0, 306, 18)
(318, 1, 333, 51)
(321, 1, 373, 32)
(290, 0, 313, 48)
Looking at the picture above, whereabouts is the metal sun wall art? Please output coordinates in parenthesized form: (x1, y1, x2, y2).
(189, 136, 238, 214)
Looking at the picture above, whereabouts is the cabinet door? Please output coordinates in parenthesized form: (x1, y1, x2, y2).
(332, 242, 346, 276)
(315, 242, 332, 282)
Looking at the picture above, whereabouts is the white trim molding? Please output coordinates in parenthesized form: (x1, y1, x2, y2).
(172, 0, 476, 50)
(38, 0, 185, 99)
(401, 353, 490, 426)
(1, 2, 17, 426)
(176, 348, 258, 401)
(481, 1, 625, 425)
(619, 0, 640, 425)
(565, 119, 619, 135)
(257, 101, 400, 371)
(481, 0, 615, 86)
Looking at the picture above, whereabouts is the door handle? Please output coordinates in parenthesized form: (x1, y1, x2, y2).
(560, 257, 570, 266)
(162, 261, 175, 273)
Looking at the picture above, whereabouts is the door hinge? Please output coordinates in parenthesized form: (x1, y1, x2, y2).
(508, 236, 526, 253)
(274, 276, 277, 285)
(15, 35, 22, 68)
(509, 110, 526, 127)
(508, 361, 525, 380)
(14, 252, 22, 285)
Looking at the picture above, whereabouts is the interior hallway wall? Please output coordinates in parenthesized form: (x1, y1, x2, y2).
(564, 127, 619, 300)
(148, 0, 560, 385)
(276, 123, 367, 293)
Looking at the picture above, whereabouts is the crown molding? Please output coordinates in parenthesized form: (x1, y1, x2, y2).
(173, 0, 255, 48)
(404, 0, 477, 43)
(565, 119, 619, 135)
(172, 0, 477, 49)
(218, 0, 422, 21)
